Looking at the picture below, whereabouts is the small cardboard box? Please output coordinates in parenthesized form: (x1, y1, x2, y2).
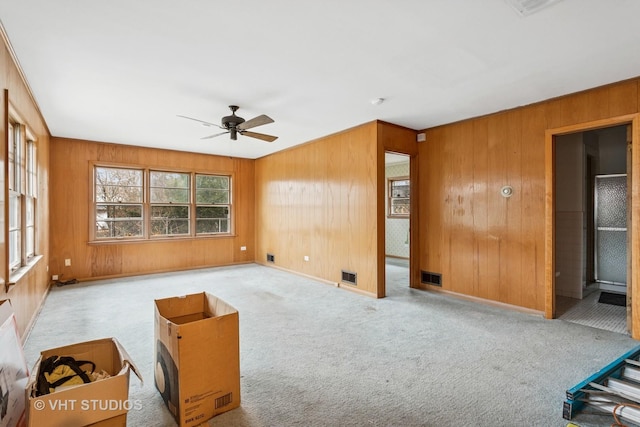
(0, 299, 29, 427)
(154, 292, 240, 427)
(25, 338, 142, 427)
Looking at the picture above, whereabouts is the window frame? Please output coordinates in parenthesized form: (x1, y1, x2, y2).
(387, 176, 410, 218)
(94, 165, 145, 240)
(195, 173, 231, 236)
(8, 111, 38, 274)
(149, 170, 191, 238)
(90, 163, 234, 242)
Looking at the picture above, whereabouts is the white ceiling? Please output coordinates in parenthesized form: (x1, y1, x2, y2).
(2, 0, 640, 160)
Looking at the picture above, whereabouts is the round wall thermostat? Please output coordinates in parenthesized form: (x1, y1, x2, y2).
(501, 186, 513, 197)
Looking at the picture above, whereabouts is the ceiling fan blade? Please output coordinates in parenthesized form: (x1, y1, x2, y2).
(240, 130, 278, 142)
(177, 115, 223, 129)
(201, 131, 230, 140)
(237, 114, 274, 131)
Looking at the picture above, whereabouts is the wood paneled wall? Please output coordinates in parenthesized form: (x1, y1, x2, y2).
(49, 138, 255, 281)
(419, 79, 639, 314)
(255, 122, 380, 295)
(0, 29, 51, 338)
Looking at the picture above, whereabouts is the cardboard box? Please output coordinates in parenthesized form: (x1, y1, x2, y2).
(0, 300, 29, 427)
(154, 292, 240, 427)
(25, 338, 142, 427)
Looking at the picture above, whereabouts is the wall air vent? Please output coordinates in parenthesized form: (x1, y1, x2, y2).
(341, 270, 357, 285)
(266, 253, 275, 263)
(504, 0, 564, 16)
(421, 271, 442, 287)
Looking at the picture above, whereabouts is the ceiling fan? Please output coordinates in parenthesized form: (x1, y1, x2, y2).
(178, 105, 278, 142)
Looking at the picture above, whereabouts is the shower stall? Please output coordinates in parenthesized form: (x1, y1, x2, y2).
(594, 174, 628, 292)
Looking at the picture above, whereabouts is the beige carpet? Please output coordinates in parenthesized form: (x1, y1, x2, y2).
(22, 264, 639, 426)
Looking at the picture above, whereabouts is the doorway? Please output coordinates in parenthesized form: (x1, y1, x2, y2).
(553, 124, 630, 334)
(384, 151, 411, 296)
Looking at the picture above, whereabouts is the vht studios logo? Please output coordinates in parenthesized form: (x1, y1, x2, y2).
(33, 399, 143, 411)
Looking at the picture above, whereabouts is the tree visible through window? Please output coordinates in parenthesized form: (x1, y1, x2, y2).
(150, 171, 190, 236)
(196, 174, 230, 234)
(95, 167, 143, 238)
(93, 166, 231, 240)
(8, 118, 38, 271)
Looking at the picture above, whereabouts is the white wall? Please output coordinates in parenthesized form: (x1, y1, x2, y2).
(596, 126, 627, 175)
(555, 132, 585, 299)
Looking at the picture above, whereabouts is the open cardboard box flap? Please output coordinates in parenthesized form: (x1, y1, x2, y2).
(112, 337, 143, 385)
(26, 337, 143, 427)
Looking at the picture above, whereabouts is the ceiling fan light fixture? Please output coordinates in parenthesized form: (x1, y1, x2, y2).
(179, 105, 278, 142)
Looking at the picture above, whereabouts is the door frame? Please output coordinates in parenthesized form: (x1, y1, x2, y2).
(382, 150, 417, 296)
(544, 113, 640, 338)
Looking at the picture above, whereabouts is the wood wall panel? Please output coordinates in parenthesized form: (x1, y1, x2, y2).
(0, 29, 51, 338)
(472, 118, 489, 299)
(49, 137, 255, 281)
(520, 103, 547, 309)
(420, 78, 640, 314)
(255, 122, 380, 296)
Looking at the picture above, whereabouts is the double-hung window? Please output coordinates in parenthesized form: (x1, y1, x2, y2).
(388, 177, 410, 217)
(94, 166, 144, 239)
(150, 171, 190, 236)
(8, 118, 37, 271)
(93, 166, 232, 240)
(195, 174, 230, 234)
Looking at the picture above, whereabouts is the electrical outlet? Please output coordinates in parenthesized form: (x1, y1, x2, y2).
(64, 259, 71, 267)
(240, 246, 247, 251)
(304, 256, 309, 261)
(52, 275, 59, 281)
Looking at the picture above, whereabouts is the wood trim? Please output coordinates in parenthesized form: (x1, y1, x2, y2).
(544, 114, 640, 337)
(337, 282, 378, 298)
(632, 116, 640, 338)
(628, 125, 634, 334)
(548, 114, 638, 137)
(413, 283, 545, 317)
(409, 153, 419, 289)
(377, 139, 386, 298)
(3, 89, 8, 292)
(378, 122, 419, 296)
(544, 128, 555, 318)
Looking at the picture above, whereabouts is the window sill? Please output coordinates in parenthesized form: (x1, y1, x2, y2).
(7, 255, 43, 291)
(88, 234, 237, 245)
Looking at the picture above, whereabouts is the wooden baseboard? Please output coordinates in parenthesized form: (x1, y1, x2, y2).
(412, 283, 544, 317)
(257, 262, 378, 297)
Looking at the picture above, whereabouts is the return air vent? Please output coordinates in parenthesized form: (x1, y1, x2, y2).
(504, 0, 564, 16)
(421, 271, 442, 287)
(266, 253, 275, 263)
(341, 270, 357, 285)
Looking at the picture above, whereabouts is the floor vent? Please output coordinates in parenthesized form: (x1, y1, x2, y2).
(421, 270, 442, 287)
(266, 253, 275, 263)
(341, 270, 357, 285)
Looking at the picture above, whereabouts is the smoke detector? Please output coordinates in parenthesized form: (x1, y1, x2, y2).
(505, 0, 564, 16)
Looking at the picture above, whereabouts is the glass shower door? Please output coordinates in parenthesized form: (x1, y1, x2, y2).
(594, 174, 627, 290)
